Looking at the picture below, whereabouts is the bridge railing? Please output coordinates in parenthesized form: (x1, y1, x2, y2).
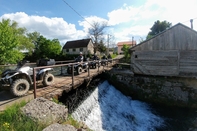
(0, 58, 120, 98)
(32, 58, 120, 98)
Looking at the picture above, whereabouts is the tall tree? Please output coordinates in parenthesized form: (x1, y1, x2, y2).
(0, 19, 33, 64)
(146, 20, 172, 39)
(88, 21, 108, 54)
(27, 32, 62, 59)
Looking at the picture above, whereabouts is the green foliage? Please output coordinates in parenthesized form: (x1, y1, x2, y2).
(0, 19, 35, 64)
(0, 101, 46, 131)
(121, 44, 130, 61)
(111, 53, 117, 58)
(97, 40, 107, 53)
(63, 115, 93, 131)
(146, 20, 172, 39)
(52, 97, 63, 105)
(27, 32, 62, 60)
(0, 19, 24, 64)
(0, 100, 93, 131)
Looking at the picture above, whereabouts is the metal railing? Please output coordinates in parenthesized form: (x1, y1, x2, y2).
(32, 58, 120, 98)
(0, 59, 120, 98)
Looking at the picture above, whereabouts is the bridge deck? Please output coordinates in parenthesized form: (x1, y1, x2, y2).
(0, 66, 112, 111)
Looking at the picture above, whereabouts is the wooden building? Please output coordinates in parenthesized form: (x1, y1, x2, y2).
(130, 23, 197, 77)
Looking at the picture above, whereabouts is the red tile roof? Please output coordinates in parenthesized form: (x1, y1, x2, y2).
(117, 41, 136, 46)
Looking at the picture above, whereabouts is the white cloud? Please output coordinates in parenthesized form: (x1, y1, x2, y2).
(0, 12, 86, 45)
(105, 0, 197, 44)
(107, 6, 138, 26)
(144, 0, 197, 27)
(1, 0, 197, 46)
(78, 16, 108, 32)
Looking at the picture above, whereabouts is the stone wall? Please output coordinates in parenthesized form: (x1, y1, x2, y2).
(102, 69, 197, 108)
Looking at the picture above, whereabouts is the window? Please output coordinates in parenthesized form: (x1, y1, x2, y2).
(73, 48, 76, 52)
(66, 49, 69, 52)
(80, 48, 83, 51)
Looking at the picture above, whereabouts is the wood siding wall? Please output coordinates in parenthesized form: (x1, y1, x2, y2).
(179, 51, 197, 77)
(132, 50, 197, 77)
(132, 25, 197, 51)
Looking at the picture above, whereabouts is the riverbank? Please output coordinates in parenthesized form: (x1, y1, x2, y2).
(101, 68, 197, 109)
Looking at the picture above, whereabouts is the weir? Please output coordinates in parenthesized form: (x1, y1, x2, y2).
(68, 80, 163, 131)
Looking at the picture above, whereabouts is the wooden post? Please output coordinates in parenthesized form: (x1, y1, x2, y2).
(60, 62, 63, 75)
(72, 65, 74, 88)
(98, 60, 99, 72)
(88, 62, 90, 77)
(33, 68, 37, 99)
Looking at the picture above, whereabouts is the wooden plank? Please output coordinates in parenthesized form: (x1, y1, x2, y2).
(133, 62, 149, 74)
(133, 50, 179, 76)
(179, 51, 197, 77)
(135, 59, 177, 66)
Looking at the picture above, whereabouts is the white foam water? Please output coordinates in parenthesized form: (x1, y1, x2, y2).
(71, 81, 164, 131)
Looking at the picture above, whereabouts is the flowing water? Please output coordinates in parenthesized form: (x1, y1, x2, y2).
(60, 80, 197, 131)
(71, 81, 164, 131)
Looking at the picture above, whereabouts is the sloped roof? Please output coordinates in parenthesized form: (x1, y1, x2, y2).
(130, 23, 197, 51)
(117, 41, 136, 46)
(63, 38, 92, 49)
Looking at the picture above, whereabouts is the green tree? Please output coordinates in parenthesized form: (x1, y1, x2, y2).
(97, 40, 107, 53)
(26, 31, 40, 49)
(28, 33, 61, 59)
(0, 19, 33, 64)
(121, 44, 130, 61)
(146, 20, 172, 39)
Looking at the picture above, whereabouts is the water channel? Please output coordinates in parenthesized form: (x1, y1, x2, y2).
(59, 78, 197, 131)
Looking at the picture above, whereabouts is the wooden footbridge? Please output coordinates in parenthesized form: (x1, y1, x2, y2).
(0, 58, 121, 111)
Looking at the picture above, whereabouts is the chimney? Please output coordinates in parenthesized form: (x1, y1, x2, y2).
(132, 36, 134, 46)
(190, 19, 193, 29)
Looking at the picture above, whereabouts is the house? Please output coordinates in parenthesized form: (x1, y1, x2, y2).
(62, 38, 94, 55)
(130, 23, 197, 77)
(117, 41, 136, 54)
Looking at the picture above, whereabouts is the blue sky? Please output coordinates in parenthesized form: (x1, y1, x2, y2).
(0, 0, 197, 46)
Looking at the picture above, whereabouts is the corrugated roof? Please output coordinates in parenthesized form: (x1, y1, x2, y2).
(63, 38, 92, 49)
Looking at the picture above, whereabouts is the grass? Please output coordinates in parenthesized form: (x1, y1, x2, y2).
(0, 99, 93, 131)
(0, 101, 47, 131)
(111, 53, 118, 58)
(63, 115, 93, 131)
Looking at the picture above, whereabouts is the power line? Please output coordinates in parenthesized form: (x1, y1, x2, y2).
(61, 0, 94, 28)
(181, 17, 197, 24)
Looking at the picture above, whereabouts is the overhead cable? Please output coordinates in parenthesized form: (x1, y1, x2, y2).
(61, 0, 94, 28)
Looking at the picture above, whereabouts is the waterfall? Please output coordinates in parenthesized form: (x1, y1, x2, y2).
(71, 81, 164, 131)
